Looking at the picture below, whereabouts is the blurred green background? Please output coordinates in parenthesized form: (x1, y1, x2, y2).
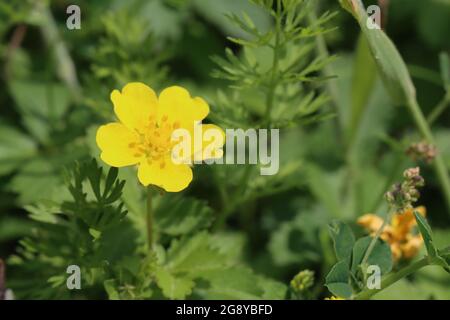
(0, 0, 449, 299)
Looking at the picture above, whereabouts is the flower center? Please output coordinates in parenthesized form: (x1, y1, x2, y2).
(128, 115, 180, 168)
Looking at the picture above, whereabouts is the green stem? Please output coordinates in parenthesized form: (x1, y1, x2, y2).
(427, 91, 450, 125)
(361, 210, 393, 267)
(407, 97, 450, 214)
(354, 257, 429, 300)
(146, 187, 154, 250)
(212, 167, 228, 211)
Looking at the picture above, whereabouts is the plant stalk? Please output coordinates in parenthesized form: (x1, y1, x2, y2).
(406, 97, 450, 214)
(361, 210, 393, 267)
(427, 91, 450, 125)
(354, 257, 429, 300)
(146, 187, 154, 250)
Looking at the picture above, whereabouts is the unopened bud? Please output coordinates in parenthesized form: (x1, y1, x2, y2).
(290, 270, 314, 294)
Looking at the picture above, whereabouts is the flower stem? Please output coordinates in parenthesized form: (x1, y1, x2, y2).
(427, 91, 450, 125)
(146, 187, 154, 250)
(406, 97, 450, 214)
(354, 257, 429, 300)
(361, 210, 393, 267)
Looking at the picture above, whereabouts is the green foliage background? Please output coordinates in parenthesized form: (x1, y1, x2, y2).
(0, 0, 449, 299)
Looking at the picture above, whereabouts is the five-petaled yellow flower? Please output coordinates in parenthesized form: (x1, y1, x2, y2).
(96, 82, 224, 192)
(358, 206, 426, 261)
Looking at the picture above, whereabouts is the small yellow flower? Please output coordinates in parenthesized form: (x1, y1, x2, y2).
(357, 206, 426, 261)
(325, 296, 345, 300)
(96, 82, 224, 192)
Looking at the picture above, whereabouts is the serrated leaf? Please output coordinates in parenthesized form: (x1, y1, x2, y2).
(165, 232, 228, 274)
(155, 196, 213, 236)
(154, 267, 194, 300)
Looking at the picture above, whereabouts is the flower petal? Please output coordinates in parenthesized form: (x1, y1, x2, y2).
(197, 124, 225, 161)
(111, 82, 158, 131)
(96, 123, 140, 167)
(137, 156, 193, 192)
(357, 214, 384, 232)
(158, 86, 209, 129)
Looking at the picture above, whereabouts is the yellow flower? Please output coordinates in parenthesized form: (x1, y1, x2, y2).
(96, 82, 224, 192)
(325, 296, 345, 300)
(357, 206, 426, 261)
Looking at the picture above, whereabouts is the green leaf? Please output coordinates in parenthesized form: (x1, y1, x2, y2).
(340, 0, 416, 105)
(0, 124, 37, 175)
(9, 159, 62, 204)
(165, 232, 229, 273)
(154, 267, 195, 300)
(306, 165, 345, 219)
(89, 228, 101, 240)
(325, 260, 353, 299)
(348, 34, 377, 143)
(104, 167, 119, 198)
(438, 247, 450, 273)
(8, 80, 71, 143)
(104, 279, 120, 300)
(197, 266, 287, 300)
(351, 236, 392, 275)
(25, 202, 61, 224)
(413, 210, 437, 258)
(155, 195, 213, 236)
(328, 220, 355, 261)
